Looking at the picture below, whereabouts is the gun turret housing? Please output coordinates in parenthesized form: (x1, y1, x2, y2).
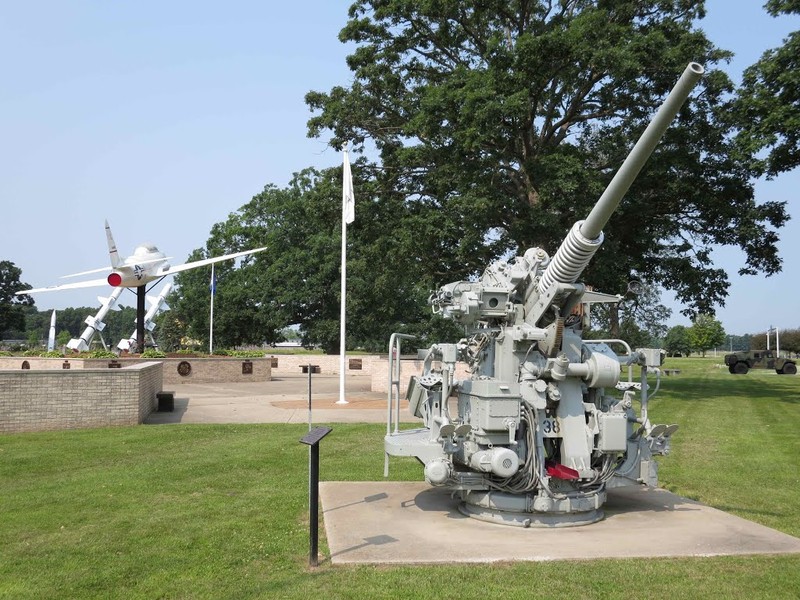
(386, 63, 703, 527)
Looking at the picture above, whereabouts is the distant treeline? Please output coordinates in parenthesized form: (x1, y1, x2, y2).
(748, 329, 800, 353)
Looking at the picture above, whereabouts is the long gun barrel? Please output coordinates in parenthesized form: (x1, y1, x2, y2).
(538, 62, 704, 293)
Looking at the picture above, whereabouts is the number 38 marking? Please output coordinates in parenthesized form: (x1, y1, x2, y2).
(542, 418, 561, 437)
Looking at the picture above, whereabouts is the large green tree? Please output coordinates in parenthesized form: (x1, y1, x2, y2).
(172, 168, 461, 353)
(306, 0, 788, 318)
(734, 0, 800, 177)
(663, 324, 691, 356)
(0, 260, 34, 339)
(688, 313, 726, 356)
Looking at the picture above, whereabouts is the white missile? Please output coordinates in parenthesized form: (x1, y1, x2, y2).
(67, 287, 124, 352)
(117, 282, 172, 352)
(47, 310, 57, 351)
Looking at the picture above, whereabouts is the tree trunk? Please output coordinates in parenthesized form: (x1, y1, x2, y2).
(608, 304, 620, 339)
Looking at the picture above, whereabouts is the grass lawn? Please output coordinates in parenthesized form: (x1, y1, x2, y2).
(2, 356, 799, 599)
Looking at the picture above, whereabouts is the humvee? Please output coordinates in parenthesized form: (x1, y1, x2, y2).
(724, 350, 797, 375)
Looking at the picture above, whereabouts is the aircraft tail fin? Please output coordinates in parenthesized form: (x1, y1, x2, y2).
(105, 220, 121, 268)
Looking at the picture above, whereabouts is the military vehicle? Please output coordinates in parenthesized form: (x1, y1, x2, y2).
(724, 350, 797, 375)
(384, 63, 704, 527)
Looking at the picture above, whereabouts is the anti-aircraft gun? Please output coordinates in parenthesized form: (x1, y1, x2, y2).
(384, 63, 704, 527)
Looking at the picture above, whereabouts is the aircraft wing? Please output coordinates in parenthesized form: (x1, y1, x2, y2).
(160, 247, 267, 276)
(60, 266, 113, 279)
(16, 247, 266, 295)
(16, 277, 111, 295)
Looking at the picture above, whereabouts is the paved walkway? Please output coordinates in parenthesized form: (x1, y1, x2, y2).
(145, 374, 415, 425)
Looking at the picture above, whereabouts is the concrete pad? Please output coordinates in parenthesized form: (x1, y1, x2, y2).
(320, 481, 800, 563)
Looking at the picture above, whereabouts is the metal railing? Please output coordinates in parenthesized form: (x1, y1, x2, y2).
(385, 332, 416, 477)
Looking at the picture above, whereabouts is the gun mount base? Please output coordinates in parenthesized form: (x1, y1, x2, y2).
(458, 489, 605, 528)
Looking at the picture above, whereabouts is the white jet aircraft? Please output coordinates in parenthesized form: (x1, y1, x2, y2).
(17, 221, 266, 295)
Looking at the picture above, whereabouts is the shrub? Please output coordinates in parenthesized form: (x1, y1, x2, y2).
(230, 350, 265, 358)
(141, 349, 167, 358)
(87, 350, 118, 359)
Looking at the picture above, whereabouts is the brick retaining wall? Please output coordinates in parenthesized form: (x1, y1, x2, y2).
(85, 358, 272, 385)
(0, 362, 163, 433)
(0, 357, 272, 385)
(0, 355, 471, 395)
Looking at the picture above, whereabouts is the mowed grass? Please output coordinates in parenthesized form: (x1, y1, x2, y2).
(1, 357, 799, 599)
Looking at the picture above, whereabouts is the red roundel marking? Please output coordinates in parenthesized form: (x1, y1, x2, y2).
(107, 273, 122, 287)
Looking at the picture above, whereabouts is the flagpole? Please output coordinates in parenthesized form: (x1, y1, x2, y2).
(338, 144, 354, 405)
(209, 263, 215, 355)
(338, 202, 347, 404)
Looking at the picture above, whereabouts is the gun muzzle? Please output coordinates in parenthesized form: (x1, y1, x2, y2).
(538, 62, 704, 294)
(581, 62, 704, 240)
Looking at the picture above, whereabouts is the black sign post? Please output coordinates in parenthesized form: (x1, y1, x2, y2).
(299, 426, 332, 567)
(307, 362, 312, 429)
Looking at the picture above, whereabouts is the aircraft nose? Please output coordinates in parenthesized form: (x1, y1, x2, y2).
(108, 273, 122, 287)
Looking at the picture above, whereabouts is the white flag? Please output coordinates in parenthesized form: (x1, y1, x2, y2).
(342, 145, 355, 224)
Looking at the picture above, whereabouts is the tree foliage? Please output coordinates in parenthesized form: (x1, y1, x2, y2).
(750, 327, 800, 354)
(306, 0, 788, 320)
(733, 1, 800, 177)
(170, 168, 461, 353)
(587, 281, 670, 344)
(0, 261, 34, 338)
(726, 333, 752, 352)
(664, 325, 691, 356)
(169, 248, 274, 352)
(687, 313, 726, 356)
(779, 328, 800, 354)
(56, 330, 72, 348)
(153, 313, 188, 352)
(137, 1, 800, 353)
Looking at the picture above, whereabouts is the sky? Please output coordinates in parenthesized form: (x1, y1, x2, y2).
(0, 1, 798, 336)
